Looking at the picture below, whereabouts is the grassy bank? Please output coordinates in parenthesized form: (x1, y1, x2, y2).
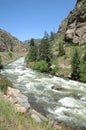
(0, 94, 54, 130)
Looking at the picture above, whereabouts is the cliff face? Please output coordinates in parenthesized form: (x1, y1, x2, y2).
(58, 0, 86, 44)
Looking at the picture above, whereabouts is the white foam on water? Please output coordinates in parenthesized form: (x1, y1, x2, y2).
(58, 97, 84, 108)
(1, 57, 86, 127)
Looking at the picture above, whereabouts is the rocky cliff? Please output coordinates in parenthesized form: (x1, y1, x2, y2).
(58, 0, 86, 44)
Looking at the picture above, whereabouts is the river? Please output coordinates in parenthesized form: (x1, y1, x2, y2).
(1, 57, 86, 128)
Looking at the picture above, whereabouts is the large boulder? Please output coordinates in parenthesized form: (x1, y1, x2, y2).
(6, 87, 30, 113)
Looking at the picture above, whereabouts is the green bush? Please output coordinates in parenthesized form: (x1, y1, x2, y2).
(0, 55, 2, 64)
(80, 62, 86, 82)
(29, 60, 48, 72)
(0, 77, 13, 93)
(8, 51, 13, 58)
(50, 67, 59, 75)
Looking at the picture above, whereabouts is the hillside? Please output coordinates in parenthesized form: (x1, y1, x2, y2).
(51, 0, 86, 78)
(25, 0, 86, 82)
(57, 0, 86, 45)
(0, 29, 27, 65)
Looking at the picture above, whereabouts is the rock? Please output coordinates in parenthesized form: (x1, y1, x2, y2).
(6, 87, 30, 113)
(57, 0, 86, 45)
(31, 114, 42, 123)
(15, 104, 27, 113)
(0, 64, 4, 69)
(51, 85, 62, 90)
(29, 109, 48, 123)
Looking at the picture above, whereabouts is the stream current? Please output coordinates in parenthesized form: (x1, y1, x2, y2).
(1, 57, 86, 128)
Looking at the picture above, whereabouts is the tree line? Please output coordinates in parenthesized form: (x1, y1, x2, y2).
(25, 32, 86, 82)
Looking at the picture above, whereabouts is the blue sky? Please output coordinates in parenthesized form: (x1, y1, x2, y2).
(0, 0, 77, 41)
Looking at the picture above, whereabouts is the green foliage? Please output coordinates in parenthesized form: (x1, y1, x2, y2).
(58, 42, 65, 56)
(0, 94, 54, 130)
(80, 62, 86, 82)
(50, 32, 54, 40)
(57, 35, 65, 56)
(28, 46, 37, 62)
(29, 60, 48, 72)
(50, 66, 59, 75)
(0, 77, 13, 93)
(82, 52, 86, 61)
(0, 55, 2, 64)
(26, 38, 37, 63)
(38, 38, 51, 66)
(8, 51, 13, 58)
(71, 48, 80, 80)
(26, 32, 52, 72)
(30, 38, 35, 46)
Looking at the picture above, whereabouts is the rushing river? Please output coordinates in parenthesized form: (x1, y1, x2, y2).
(1, 57, 86, 128)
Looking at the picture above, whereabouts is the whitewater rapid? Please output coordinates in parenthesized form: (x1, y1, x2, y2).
(1, 57, 86, 128)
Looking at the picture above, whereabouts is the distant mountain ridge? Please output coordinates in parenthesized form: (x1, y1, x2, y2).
(57, 0, 86, 44)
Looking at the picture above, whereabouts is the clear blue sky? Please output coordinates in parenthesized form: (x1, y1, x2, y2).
(0, 0, 77, 41)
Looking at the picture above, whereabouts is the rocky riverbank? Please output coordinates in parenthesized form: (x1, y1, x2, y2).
(3, 87, 85, 130)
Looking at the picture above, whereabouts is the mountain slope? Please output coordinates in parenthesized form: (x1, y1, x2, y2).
(0, 29, 27, 65)
(57, 0, 86, 44)
(0, 28, 22, 51)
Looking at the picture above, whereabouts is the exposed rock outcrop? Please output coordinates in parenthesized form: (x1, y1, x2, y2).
(4, 87, 30, 113)
(57, 0, 86, 44)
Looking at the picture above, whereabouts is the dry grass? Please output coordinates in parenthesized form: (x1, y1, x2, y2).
(0, 44, 27, 65)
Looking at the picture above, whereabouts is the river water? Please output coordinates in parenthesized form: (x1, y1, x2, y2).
(1, 57, 86, 128)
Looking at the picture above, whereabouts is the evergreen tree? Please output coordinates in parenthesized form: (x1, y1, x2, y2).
(38, 34, 51, 66)
(28, 46, 37, 62)
(50, 32, 54, 40)
(30, 38, 35, 46)
(27, 38, 37, 62)
(71, 48, 80, 80)
(80, 61, 86, 82)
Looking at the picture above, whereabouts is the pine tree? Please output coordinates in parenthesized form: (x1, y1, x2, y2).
(38, 33, 52, 66)
(50, 32, 54, 40)
(27, 38, 37, 62)
(71, 48, 80, 80)
(80, 61, 86, 82)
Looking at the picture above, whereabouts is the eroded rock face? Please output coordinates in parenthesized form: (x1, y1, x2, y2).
(58, 0, 86, 44)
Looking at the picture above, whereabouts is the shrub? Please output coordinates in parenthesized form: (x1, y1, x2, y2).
(80, 62, 86, 82)
(71, 48, 80, 80)
(0, 77, 13, 93)
(50, 67, 59, 75)
(29, 60, 48, 72)
(0, 55, 2, 64)
(8, 51, 13, 58)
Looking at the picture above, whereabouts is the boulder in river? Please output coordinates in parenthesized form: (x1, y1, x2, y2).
(51, 85, 62, 90)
